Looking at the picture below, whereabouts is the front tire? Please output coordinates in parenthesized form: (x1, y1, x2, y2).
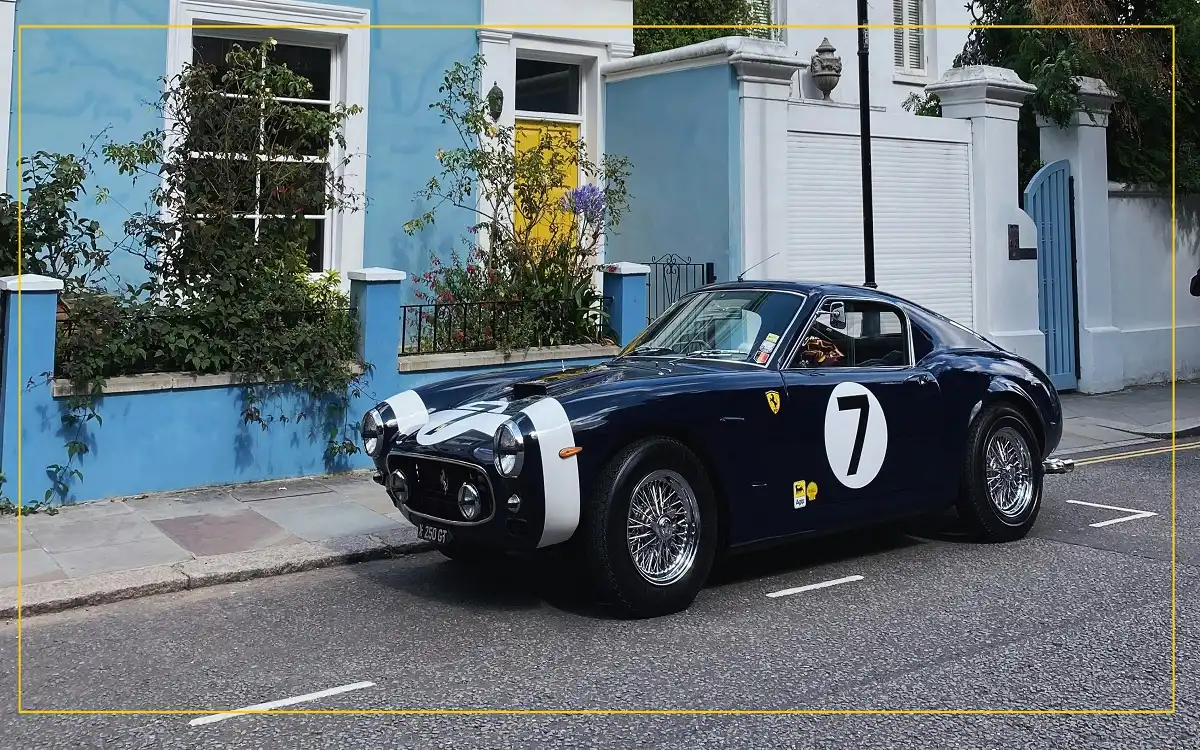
(581, 437, 719, 619)
(956, 403, 1044, 542)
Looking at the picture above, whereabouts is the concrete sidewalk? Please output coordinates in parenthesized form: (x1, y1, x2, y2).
(0, 473, 429, 618)
(2, 378, 1197, 618)
(1056, 379, 1200, 455)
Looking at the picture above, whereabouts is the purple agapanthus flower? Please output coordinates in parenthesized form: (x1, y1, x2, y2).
(561, 184, 606, 224)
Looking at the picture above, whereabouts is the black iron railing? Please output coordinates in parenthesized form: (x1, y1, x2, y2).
(646, 254, 716, 322)
(399, 296, 612, 356)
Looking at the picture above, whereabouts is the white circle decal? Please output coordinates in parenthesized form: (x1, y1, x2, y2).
(823, 382, 888, 489)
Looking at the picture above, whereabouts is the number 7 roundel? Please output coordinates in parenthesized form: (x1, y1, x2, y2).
(823, 382, 888, 489)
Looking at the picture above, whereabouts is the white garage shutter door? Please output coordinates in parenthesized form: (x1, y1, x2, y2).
(784, 131, 974, 328)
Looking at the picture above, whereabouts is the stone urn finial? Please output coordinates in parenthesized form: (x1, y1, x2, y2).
(809, 37, 842, 100)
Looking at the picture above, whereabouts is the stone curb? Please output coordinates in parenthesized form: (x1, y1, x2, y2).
(1070, 415, 1200, 440)
(0, 531, 434, 620)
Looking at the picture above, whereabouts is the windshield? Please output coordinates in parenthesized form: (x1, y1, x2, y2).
(619, 288, 806, 365)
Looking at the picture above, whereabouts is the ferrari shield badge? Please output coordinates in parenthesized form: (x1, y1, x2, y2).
(765, 390, 781, 414)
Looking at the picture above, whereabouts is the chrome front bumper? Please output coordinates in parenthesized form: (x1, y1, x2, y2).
(1042, 457, 1075, 475)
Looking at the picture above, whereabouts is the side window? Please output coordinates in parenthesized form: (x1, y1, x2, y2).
(792, 299, 912, 368)
(911, 321, 935, 362)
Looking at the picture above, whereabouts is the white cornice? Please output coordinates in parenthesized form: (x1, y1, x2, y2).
(602, 36, 805, 83)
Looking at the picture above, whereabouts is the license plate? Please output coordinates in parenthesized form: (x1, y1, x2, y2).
(417, 523, 452, 545)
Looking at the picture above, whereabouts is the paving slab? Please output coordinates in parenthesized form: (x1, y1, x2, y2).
(30, 512, 164, 554)
(252, 500, 402, 542)
(0, 548, 67, 587)
(124, 491, 246, 521)
(230, 477, 338, 503)
(50, 536, 192, 578)
(151, 509, 300, 557)
(0, 521, 38, 555)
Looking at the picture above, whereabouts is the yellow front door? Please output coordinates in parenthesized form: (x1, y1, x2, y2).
(513, 119, 580, 248)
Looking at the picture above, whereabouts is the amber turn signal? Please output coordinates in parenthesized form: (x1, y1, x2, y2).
(558, 446, 582, 459)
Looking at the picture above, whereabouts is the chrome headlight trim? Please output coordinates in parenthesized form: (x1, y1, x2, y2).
(362, 408, 385, 458)
(493, 418, 525, 478)
(458, 482, 482, 520)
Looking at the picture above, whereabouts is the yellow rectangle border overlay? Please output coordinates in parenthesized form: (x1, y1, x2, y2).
(13, 22, 1179, 717)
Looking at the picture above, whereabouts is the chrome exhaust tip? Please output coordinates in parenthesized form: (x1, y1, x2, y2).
(1043, 457, 1075, 475)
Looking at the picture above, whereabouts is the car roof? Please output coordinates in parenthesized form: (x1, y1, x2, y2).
(690, 278, 996, 352)
(694, 279, 910, 305)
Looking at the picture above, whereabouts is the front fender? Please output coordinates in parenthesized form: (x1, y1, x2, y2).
(366, 363, 599, 470)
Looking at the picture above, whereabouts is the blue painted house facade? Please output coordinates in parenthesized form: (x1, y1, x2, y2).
(2, 0, 636, 299)
(0, 0, 647, 505)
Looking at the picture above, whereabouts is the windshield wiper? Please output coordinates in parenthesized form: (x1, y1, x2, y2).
(682, 349, 747, 359)
(624, 345, 676, 357)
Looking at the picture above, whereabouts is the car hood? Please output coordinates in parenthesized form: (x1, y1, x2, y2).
(503, 356, 732, 399)
(389, 356, 745, 459)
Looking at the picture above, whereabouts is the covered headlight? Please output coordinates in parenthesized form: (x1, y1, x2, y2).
(493, 419, 524, 478)
(458, 482, 482, 520)
(361, 408, 384, 457)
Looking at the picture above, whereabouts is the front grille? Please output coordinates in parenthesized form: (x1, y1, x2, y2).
(388, 454, 493, 523)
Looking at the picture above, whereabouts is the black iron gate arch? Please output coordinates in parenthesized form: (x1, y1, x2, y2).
(645, 254, 717, 322)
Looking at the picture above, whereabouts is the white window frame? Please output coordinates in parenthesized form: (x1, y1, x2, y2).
(166, 0, 369, 282)
(893, 0, 928, 81)
(476, 32, 616, 265)
(512, 48, 589, 185)
(745, 0, 781, 43)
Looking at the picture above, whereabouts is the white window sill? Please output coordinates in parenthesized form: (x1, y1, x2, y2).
(513, 110, 584, 125)
(893, 70, 932, 87)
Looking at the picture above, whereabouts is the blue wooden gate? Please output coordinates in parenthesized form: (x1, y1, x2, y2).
(1022, 159, 1079, 391)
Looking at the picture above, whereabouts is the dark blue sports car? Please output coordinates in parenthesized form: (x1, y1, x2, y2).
(360, 281, 1074, 618)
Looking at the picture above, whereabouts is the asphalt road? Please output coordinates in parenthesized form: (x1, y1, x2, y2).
(0, 442, 1193, 748)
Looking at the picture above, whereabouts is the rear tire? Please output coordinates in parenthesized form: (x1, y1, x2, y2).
(956, 403, 1043, 542)
(580, 437, 719, 619)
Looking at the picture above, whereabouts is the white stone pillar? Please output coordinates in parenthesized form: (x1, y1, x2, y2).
(0, 0, 15, 196)
(1038, 77, 1121, 392)
(474, 29, 515, 252)
(927, 66, 1043, 366)
(735, 53, 804, 280)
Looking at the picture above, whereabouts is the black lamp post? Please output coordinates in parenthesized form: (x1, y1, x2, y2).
(857, 0, 877, 289)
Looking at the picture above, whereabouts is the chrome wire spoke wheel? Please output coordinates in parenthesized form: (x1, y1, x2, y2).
(626, 469, 701, 586)
(984, 426, 1034, 518)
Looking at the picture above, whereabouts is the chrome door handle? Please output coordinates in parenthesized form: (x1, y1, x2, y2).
(905, 372, 933, 385)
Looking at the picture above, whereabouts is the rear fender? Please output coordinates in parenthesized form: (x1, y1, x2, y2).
(968, 377, 1049, 457)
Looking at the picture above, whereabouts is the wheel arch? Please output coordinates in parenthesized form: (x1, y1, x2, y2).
(969, 379, 1047, 457)
(589, 424, 733, 552)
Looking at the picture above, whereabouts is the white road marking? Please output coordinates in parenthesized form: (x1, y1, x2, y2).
(766, 575, 864, 599)
(188, 681, 375, 726)
(1066, 499, 1159, 528)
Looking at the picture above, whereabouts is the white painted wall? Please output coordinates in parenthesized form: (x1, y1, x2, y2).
(1107, 186, 1200, 385)
(781, 0, 970, 112)
(783, 100, 976, 327)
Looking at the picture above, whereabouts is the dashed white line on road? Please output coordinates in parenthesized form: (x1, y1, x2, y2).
(188, 681, 375, 726)
(1066, 499, 1160, 528)
(766, 575, 864, 599)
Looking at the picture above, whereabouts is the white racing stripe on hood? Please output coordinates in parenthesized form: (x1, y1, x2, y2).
(520, 397, 580, 548)
(414, 400, 511, 446)
(384, 391, 430, 437)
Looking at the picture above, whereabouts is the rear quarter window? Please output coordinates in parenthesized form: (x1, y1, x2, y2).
(912, 322, 935, 362)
